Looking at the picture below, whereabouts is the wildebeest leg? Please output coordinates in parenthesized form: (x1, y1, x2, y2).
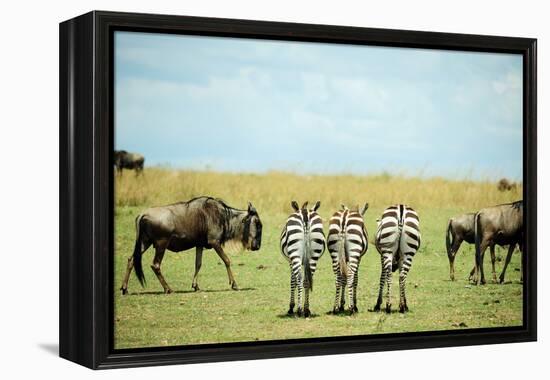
(151, 242, 172, 294)
(211, 243, 238, 290)
(120, 241, 151, 295)
(474, 240, 489, 285)
(449, 239, 463, 281)
(191, 247, 203, 291)
(498, 243, 516, 284)
(489, 245, 497, 283)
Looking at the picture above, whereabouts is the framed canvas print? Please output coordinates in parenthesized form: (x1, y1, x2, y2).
(59, 11, 537, 369)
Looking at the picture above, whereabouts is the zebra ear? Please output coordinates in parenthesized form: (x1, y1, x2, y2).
(313, 200, 321, 211)
(301, 201, 308, 210)
(291, 201, 299, 212)
(360, 203, 369, 216)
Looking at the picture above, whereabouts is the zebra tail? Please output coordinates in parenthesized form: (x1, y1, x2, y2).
(133, 214, 146, 287)
(303, 230, 313, 291)
(338, 234, 348, 280)
(391, 221, 404, 272)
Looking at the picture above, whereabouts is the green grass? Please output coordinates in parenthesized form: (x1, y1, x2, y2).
(114, 169, 522, 349)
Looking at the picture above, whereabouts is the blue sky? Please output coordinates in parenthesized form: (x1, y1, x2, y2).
(115, 31, 523, 181)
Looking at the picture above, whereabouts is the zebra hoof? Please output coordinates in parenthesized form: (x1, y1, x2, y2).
(304, 309, 311, 318)
(296, 308, 303, 317)
(399, 304, 409, 313)
(287, 308, 294, 316)
(353, 306, 358, 313)
(373, 304, 381, 312)
(385, 304, 391, 314)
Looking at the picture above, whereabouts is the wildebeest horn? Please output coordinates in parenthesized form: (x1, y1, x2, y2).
(291, 201, 299, 212)
(341, 203, 348, 210)
(247, 202, 257, 214)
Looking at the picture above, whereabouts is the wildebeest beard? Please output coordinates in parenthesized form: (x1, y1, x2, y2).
(221, 212, 261, 252)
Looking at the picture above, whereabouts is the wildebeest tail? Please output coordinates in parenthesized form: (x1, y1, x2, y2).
(133, 214, 146, 287)
(446, 219, 453, 259)
(474, 212, 482, 278)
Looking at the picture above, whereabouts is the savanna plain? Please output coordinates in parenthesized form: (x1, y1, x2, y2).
(114, 168, 523, 349)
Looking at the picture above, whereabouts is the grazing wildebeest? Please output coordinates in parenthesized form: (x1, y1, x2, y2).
(114, 150, 144, 176)
(446, 213, 498, 282)
(497, 178, 517, 192)
(120, 196, 262, 294)
(472, 200, 523, 285)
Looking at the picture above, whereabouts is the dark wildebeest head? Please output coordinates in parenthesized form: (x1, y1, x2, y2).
(497, 178, 517, 192)
(242, 202, 263, 251)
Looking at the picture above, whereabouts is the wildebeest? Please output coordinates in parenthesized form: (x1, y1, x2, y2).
(120, 196, 262, 294)
(497, 178, 517, 192)
(114, 150, 144, 176)
(472, 200, 523, 285)
(446, 213, 498, 282)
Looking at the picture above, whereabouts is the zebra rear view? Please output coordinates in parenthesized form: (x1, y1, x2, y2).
(280, 201, 326, 317)
(327, 203, 369, 315)
(374, 204, 421, 313)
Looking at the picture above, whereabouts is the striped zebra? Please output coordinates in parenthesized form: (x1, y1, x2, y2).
(280, 201, 326, 317)
(327, 203, 369, 315)
(374, 204, 420, 313)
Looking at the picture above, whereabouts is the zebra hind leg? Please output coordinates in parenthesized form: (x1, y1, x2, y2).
(339, 276, 346, 312)
(374, 254, 386, 311)
(288, 270, 296, 315)
(332, 272, 342, 314)
(399, 254, 413, 313)
(352, 265, 359, 313)
(296, 270, 304, 317)
(347, 270, 356, 315)
(304, 287, 311, 318)
(383, 252, 393, 313)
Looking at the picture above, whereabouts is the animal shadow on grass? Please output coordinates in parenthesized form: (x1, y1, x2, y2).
(277, 312, 320, 319)
(126, 287, 256, 296)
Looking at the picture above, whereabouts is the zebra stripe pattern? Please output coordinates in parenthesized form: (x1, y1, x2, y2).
(327, 203, 369, 314)
(374, 204, 420, 313)
(280, 201, 326, 317)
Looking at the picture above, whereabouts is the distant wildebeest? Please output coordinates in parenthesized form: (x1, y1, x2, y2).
(280, 201, 326, 317)
(114, 150, 144, 176)
(497, 178, 517, 192)
(446, 213, 498, 282)
(472, 200, 523, 285)
(327, 203, 369, 315)
(374, 205, 420, 313)
(120, 196, 262, 294)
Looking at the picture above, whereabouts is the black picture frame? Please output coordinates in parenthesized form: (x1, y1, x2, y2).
(59, 10, 537, 369)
